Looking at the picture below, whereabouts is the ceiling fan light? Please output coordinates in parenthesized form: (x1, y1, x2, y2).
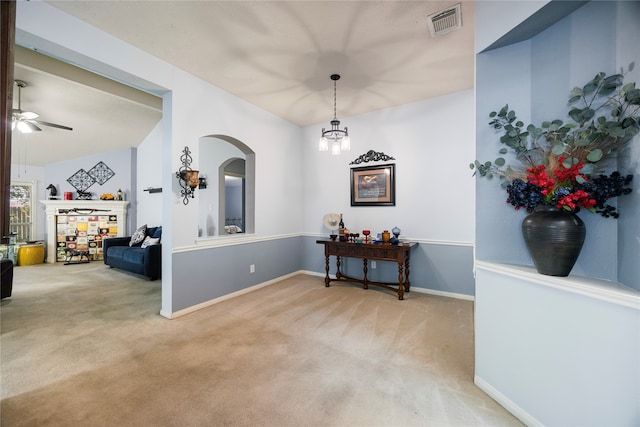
(16, 121, 38, 133)
(331, 140, 341, 156)
(319, 136, 329, 151)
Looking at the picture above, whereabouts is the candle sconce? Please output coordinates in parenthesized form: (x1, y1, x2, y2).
(176, 146, 199, 205)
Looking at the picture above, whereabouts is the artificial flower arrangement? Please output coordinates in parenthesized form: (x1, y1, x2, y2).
(471, 70, 639, 218)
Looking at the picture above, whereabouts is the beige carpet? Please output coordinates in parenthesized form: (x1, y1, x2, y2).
(1, 262, 521, 427)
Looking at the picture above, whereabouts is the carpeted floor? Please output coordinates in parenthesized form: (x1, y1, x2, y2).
(1, 262, 522, 426)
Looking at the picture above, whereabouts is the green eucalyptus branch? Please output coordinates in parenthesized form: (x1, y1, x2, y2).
(472, 68, 639, 181)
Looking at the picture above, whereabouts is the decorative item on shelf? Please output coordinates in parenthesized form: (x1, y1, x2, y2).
(471, 70, 638, 276)
(46, 184, 58, 200)
(64, 191, 72, 201)
(382, 230, 391, 243)
(362, 230, 371, 243)
(76, 190, 92, 200)
(99, 193, 115, 200)
(522, 205, 586, 276)
(319, 74, 350, 155)
(116, 189, 124, 201)
(392, 226, 401, 238)
(176, 146, 199, 205)
(322, 213, 341, 239)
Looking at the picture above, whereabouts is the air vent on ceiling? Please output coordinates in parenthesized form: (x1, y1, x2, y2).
(427, 3, 462, 37)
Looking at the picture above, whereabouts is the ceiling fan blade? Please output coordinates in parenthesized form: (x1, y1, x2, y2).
(33, 120, 73, 131)
(12, 109, 38, 120)
(21, 111, 39, 120)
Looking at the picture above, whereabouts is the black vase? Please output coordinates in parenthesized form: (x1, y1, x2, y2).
(521, 205, 586, 277)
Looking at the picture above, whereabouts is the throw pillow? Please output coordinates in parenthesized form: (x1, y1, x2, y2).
(141, 236, 160, 249)
(129, 224, 147, 247)
(152, 226, 162, 240)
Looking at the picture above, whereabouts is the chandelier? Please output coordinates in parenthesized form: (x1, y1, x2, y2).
(319, 74, 350, 155)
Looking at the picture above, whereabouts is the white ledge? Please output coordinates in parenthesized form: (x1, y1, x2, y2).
(174, 233, 299, 252)
(475, 260, 640, 310)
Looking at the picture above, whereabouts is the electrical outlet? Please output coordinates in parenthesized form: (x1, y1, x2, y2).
(250, 264, 255, 273)
(371, 261, 377, 269)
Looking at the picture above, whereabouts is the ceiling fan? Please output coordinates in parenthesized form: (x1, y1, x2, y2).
(12, 80, 73, 133)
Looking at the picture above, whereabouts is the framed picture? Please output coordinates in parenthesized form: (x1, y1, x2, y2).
(350, 163, 395, 206)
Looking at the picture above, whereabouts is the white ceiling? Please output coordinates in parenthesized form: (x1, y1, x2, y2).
(13, 1, 475, 166)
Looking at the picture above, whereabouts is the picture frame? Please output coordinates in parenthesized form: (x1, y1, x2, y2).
(350, 163, 395, 206)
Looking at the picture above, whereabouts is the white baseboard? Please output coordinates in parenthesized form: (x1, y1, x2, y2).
(411, 286, 474, 301)
(161, 270, 474, 319)
(474, 375, 542, 427)
(301, 270, 474, 301)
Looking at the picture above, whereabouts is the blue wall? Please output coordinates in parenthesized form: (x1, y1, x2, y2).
(171, 236, 302, 311)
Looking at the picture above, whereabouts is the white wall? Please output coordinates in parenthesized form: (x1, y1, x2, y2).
(136, 121, 163, 228)
(301, 89, 475, 244)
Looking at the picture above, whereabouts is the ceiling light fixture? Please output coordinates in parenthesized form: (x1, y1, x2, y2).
(319, 74, 350, 155)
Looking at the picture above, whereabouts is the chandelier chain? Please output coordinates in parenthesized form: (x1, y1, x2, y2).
(333, 80, 337, 120)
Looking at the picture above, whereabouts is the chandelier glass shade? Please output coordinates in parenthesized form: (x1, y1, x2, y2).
(319, 74, 350, 155)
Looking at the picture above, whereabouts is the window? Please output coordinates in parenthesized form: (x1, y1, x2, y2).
(10, 182, 35, 243)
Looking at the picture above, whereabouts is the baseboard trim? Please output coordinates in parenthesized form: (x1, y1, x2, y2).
(163, 270, 303, 319)
(411, 286, 474, 301)
(474, 375, 542, 427)
(301, 270, 474, 301)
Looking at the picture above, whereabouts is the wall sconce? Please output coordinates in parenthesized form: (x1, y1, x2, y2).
(176, 146, 199, 205)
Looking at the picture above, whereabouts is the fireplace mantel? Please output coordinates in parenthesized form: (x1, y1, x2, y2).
(40, 200, 129, 263)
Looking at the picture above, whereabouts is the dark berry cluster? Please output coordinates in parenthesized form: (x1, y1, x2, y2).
(506, 179, 544, 212)
(578, 172, 633, 218)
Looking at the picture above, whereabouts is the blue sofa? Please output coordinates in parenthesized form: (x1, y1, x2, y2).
(103, 226, 162, 280)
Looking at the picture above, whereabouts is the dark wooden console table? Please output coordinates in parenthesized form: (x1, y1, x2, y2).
(316, 239, 418, 300)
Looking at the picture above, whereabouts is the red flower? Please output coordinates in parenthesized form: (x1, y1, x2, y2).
(557, 189, 596, 210)
(527, 165, 555, 194)
(554, 156, 586, 183)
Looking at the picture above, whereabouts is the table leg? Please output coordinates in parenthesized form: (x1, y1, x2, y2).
(362, 258, 368, 289)
(324, 254, 330, 287)
(404, 253, 411, 292)
(336, 256, 342, 279)
(397, 261, 405, 300)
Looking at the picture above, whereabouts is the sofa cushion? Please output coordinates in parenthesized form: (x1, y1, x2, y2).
(129, 224, 147, 247)
(106, 246, 146, 264)
(141, 236, 160, 249)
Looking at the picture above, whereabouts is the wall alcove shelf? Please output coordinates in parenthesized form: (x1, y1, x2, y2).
(143, 188, 162, 193)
